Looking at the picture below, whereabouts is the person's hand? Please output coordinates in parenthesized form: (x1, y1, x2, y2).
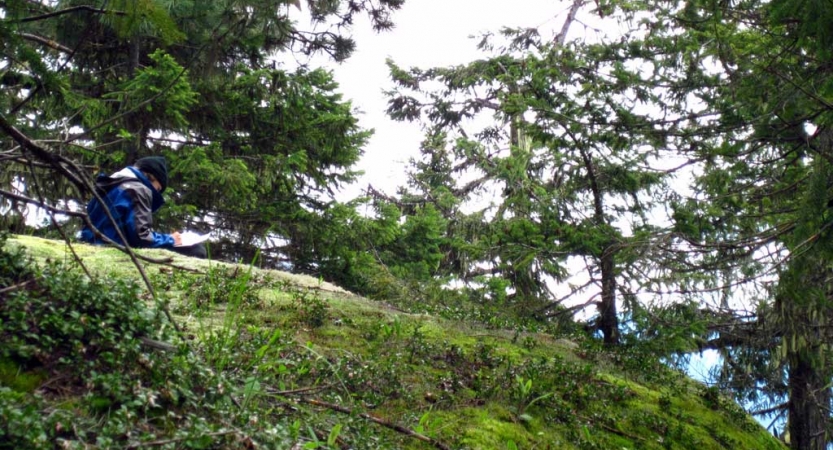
(172, 231, 182, 246)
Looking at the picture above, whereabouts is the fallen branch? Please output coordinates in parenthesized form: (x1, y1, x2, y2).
(300, 398, 451, 450)
(266, 383, 333, 396)
(138, 337, 178, 352)
(0, 278, 36, 295)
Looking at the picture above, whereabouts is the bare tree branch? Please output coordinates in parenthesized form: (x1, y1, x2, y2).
(17, 32, 73, 53)
(555, 0, 587, 46)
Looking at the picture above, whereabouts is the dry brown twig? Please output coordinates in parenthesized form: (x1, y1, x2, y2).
(0, 279, 36, 295)
(299, 398, 451, 450)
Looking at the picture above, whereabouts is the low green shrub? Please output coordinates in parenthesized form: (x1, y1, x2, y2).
(0, 235, 295, 448)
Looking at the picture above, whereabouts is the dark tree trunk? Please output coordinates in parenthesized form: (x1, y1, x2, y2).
(788, 353, 830, 450)
(579, 146, 619, 345)
(599, 245, 619, 345)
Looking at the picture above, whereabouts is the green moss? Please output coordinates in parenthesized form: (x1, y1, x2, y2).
(0, 359, 46, 393)
(5, 235, 788, 450)
(449, 403, 567, 449)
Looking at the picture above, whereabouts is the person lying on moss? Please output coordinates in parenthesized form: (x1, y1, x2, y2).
(79, 156, 206, 259)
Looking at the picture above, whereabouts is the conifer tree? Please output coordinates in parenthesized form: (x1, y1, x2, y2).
(385, 1, 833, 443)
(385, 9, 671, 343)
(0, 0, 404, 268)
(597, 0, 833, 446)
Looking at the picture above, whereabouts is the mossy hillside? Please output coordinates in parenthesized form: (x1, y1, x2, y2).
(2, 235, 785, 449)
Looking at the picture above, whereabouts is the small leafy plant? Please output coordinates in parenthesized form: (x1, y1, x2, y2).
(512, 375, 552, 420)
(293, 287, 330, 328)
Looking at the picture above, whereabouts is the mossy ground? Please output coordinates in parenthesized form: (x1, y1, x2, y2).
(2, 235, 786, 449)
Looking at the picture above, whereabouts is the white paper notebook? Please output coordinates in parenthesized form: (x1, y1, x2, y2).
(176, 231, 210, 247)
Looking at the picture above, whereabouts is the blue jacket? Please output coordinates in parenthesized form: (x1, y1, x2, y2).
(80, 167, 175, 248)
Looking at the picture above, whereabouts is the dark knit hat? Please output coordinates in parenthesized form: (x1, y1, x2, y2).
(134, 156, 168, 193)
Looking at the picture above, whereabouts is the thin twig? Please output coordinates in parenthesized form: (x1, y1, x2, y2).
(37, 373, 71, 390)
(0, 188, 85, 218)
(17, 32, 73, 53)
(0, 279, 36, 295)
(50, 216, 94, 279)
(17, 5, 126, 23)
(300, 398, 451, 450)
(752, 401, 788, 417)
(535, 278, 597, 315)
(24, 158, 94, 280)
(266, 383, 333, 396)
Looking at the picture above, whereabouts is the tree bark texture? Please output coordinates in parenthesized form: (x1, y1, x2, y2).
(788, 354, 830, 450)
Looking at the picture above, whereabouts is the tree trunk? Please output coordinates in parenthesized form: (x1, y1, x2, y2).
(599, 244, 619, 345)
(579, 147, 619, 345)
(788, 353, 830, 450)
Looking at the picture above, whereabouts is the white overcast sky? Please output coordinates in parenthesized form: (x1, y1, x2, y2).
(296, 0, 596, 200)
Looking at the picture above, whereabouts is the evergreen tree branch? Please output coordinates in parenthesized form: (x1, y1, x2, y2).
(62, 14, 250, 146)
(537, 279, 597, 314)
(17, 5, 126, 23)
(10, 0, 98, 115)
(702, 319, 778, 352)
(752, 402, 789, 417)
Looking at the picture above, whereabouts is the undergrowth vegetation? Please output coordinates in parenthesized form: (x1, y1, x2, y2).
(0, 235, 295, 448)
(0, 235, 785, 449)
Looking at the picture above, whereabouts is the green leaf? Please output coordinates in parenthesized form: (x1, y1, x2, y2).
(327, 423, 342, 447)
